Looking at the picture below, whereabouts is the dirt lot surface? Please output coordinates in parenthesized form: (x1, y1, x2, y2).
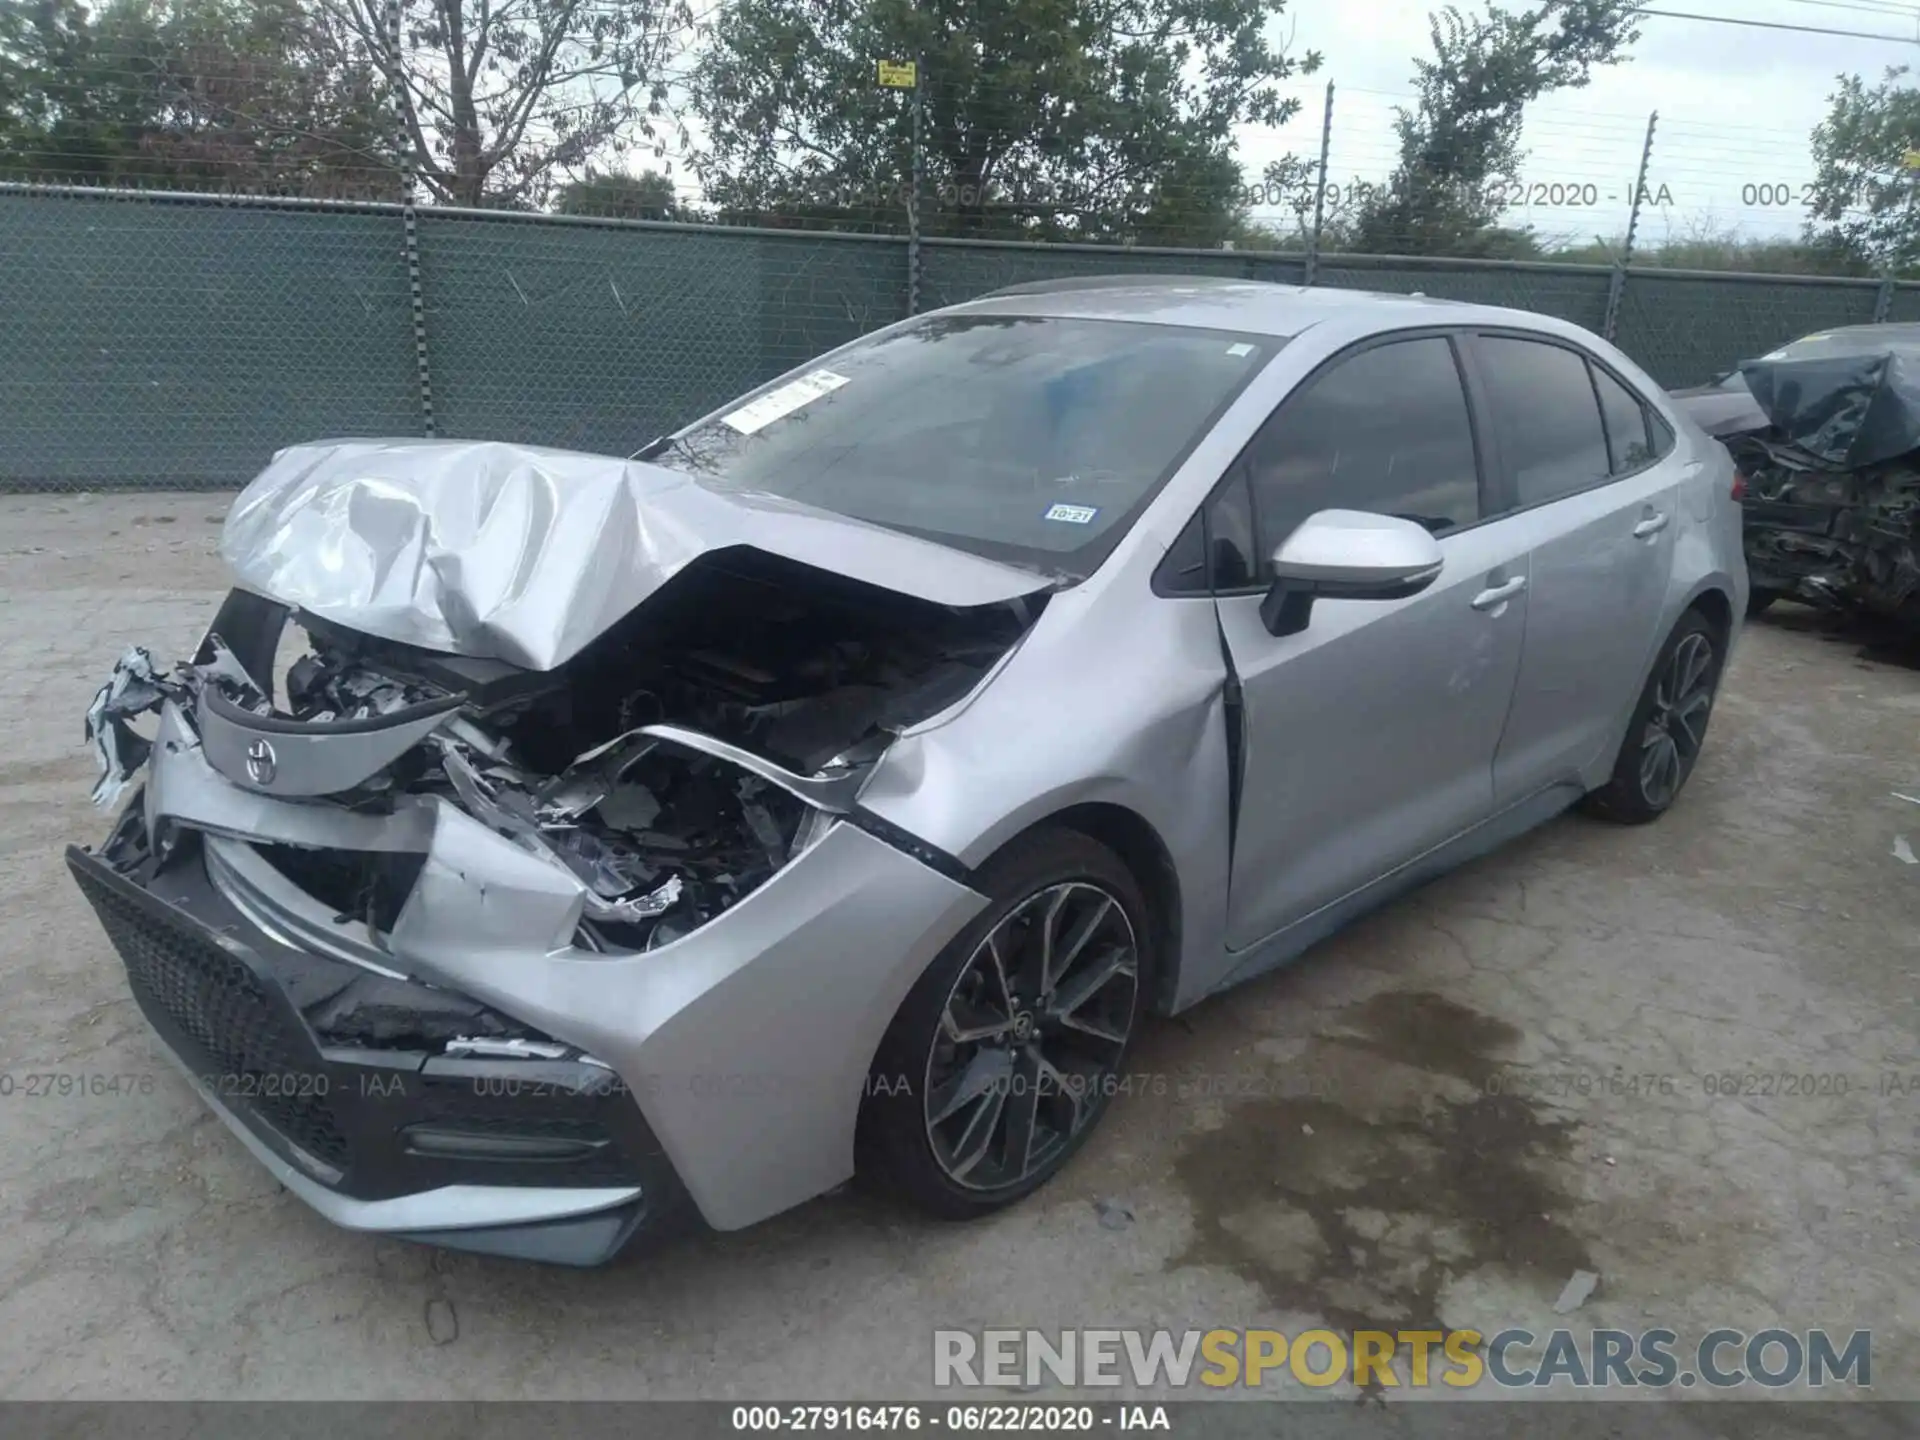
(1, 492, 1915, 1403)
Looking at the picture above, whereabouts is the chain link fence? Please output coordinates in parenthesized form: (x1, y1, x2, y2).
(0, 182, 1908, 493)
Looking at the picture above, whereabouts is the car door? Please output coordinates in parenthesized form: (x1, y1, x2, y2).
(1200, 332, 1533, 952)
(1463, 333, 1682, 809)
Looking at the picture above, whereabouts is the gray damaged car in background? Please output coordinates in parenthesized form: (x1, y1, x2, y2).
(70, 278, 1747, 1265)
(1671, 322, 1920, 626)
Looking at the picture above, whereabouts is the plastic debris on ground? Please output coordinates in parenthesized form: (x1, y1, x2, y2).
(1553, 1269, 1601, 1315)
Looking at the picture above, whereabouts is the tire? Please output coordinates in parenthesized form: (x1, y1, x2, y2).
(1580, 610, 1725, 825)
(857, 828, 1154, 1220)
(1747, 587, 1781, 618)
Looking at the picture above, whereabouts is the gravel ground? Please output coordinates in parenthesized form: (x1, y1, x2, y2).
(0, 491, 1915, 1403)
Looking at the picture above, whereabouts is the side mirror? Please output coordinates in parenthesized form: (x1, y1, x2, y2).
(1259, 509, 1445, 637)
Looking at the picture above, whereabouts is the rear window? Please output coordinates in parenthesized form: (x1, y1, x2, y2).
(1592, 365, 1654, 474)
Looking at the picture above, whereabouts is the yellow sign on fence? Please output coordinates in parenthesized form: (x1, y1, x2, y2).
(876, 60, 918, 89)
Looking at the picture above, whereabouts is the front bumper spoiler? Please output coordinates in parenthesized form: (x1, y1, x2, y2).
(67, 839, 678, 1265)
(159, 1045, 647, 1264)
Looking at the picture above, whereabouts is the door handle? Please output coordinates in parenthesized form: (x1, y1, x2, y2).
(1470, 576, 1527, 611)
(1632, 512, 1670, 539)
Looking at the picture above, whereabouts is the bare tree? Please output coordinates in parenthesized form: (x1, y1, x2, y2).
(323, 0, 692, 207)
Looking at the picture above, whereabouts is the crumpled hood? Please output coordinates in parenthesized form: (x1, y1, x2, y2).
(223, 438, 1053, 671)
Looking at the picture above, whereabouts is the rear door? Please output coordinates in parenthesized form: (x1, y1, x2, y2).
(1464, 333, 1682, 808)
(1202, 333, 1532, 951)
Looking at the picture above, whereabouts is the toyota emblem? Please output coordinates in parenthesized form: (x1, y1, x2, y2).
(244, 738, 277, 785)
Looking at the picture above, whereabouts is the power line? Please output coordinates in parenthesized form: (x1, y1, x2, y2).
(1633, 7, 1918, 40)
(1770, 0, 1919, 18)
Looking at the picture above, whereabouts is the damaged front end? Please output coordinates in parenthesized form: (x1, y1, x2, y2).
(90, 550, 1027, 953)
(1674, 330, 1920, 626)
(1732, 436, 1920, 621)
(73, 545, 1031, 1259)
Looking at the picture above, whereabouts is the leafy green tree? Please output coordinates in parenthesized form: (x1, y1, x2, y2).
(0, 0, 390, 194)
(322, 0, 691, 208)
(1549, 221, 1873, 277)
(688, 0, 1321, 244)
(1805, 66, 1920, 274)
(555, 168, 682, 219)
(1349, 0, 1639, 256)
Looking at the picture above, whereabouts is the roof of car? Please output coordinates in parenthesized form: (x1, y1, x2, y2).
(951, 274, 1543, 340)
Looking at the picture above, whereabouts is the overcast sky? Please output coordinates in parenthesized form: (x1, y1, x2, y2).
(654, 0, 1918, 243)
(1237, 0, 1920, 246)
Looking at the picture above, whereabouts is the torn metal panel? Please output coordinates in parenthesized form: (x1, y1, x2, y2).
(1738, 325, 1920, 468)
(633, 724, 864, 813)
(87, 637, 271, 809)
(222, 438, 1054, 671)
(86, 648, 177, 808)
(392, 799, 588, 958)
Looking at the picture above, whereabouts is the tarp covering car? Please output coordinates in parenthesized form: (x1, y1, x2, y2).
(1672, 324, 1920, 624)
(1738, 323, 1920, 469)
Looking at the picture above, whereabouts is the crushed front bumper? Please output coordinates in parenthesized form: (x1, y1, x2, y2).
(68, 833, 677, 1265)
(70, 720, 987, 1261)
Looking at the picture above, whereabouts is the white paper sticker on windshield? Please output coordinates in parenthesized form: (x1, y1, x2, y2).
(1226, 342, 1255, 357)
(1044, 503, 1099, 525)
(721, 369, 850, 434)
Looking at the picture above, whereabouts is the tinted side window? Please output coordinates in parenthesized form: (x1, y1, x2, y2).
(1592, 364, 1654, 474)
(1477, 337, 1612, 507)
(1648, 409, 1676, 460)
(1242, 337, 1480, 565)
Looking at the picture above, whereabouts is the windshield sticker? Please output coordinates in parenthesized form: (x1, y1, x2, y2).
(721, 369, 850, 434)
(1044, 503, 1099, 525)
(1226, 342, 1255, 357)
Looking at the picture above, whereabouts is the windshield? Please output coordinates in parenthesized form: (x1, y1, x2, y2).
(649, 314, 1277, 576)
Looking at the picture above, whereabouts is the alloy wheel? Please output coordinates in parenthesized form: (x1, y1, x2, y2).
(923, 882, 1139, 1191)
(1638, 631, 1717, 808)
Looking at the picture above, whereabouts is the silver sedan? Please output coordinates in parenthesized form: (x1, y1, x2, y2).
(71, 277, 1747, 1264)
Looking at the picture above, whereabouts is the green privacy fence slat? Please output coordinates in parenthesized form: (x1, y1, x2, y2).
(0, 188, 1905, 492)
(1882, 284, 1920, 324)
(919, 240, 1306, 311)
(1611, 271, 1881, 388)
(1311, 256, 1614, 335)
(0, 189, 419, 490)
(416, 212, 908, 453)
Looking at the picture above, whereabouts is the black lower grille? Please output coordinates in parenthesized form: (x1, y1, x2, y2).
(409, 1082, 639, 1184)
(72, 861, 349, 1173)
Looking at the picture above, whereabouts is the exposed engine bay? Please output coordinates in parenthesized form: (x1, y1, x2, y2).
(89, 548, 1039, 955)
(1730, 434, 1920, 623)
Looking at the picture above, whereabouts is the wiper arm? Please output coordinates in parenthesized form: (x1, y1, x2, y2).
(630, 434, 673, 461)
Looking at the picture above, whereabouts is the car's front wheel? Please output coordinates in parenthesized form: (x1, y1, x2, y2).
(857, 828, 1152, 1219)
(1581, 610, 1725, 824)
